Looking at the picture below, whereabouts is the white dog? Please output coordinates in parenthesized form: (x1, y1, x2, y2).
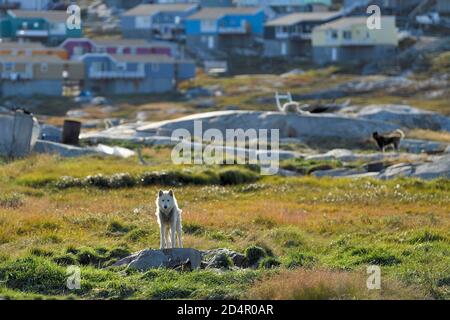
(155, 190, 183, 249)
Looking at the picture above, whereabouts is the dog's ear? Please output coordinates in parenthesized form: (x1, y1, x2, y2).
(159, 190, 163, 197)
(168, 190, 174, 197)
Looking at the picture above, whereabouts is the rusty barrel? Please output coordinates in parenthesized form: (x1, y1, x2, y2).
(62, 120, 81, 145)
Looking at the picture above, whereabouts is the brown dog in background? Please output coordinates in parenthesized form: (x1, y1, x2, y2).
(372, 129, 405, 152)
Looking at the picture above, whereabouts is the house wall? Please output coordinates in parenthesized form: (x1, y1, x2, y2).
(185, 11, 265, 36)
(312, 17, 398, 47)
(176, 61, 196, 81)
(62, 40, 94, 58)
(15, 0, 49, 10)
(312, 44, 397, 64)
(437, 0, 450, 13)
(264, 39, 307, 57)
(0, 79, 62, 96)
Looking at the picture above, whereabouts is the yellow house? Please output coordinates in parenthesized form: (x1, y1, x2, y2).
(311, 16, 398, 64)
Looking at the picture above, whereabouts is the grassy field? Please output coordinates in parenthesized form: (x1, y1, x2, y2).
(0, 152, 449, 300)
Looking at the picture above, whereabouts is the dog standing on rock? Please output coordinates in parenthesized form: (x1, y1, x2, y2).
(372, 129, 405, 152)
(155, 190, 183, 249)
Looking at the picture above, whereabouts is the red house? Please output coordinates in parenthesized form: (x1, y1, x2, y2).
(60, 38, 174, 59)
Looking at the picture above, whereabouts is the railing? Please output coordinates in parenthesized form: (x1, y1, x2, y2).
(275, 32, 312, 40)
(218, 25, 248, 34)
(325, 38, 374, 46)
(88, 69, 145, 79)
(0, 72, 33, 80)
(16, 30, 49, 37)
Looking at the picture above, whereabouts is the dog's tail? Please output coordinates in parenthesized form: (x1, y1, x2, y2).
(394, 129, 405, 139)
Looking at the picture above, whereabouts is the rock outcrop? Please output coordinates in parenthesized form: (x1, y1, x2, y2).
(357, 105, 450, 132)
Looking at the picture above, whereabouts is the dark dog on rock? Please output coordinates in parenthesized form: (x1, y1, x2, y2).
(372, 129, 405, 152)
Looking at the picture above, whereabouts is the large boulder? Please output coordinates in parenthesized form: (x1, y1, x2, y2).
(413, 154, 450, 179)
(33, 140, 96, 157)
(112, 248, 203, 271)
(379, 154, 450, 180)
(357, 105, 450, 131)
(136, 111, 398, 148)
(401, 139, 448, 154)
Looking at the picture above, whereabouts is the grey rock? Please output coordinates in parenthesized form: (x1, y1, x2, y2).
(113, 248, 203, 271)
(358, 105, 450, 131)
(136, 111, 398, 148)
(379, 163, 415, 179)
(202, 248, 248, 269)
(312, 168, 366, 177)
(379, 154, 450, 180)
(366, 161, 385, 172)
(33, 140, 96, 157)
(40, 124, 62, 143)
(402, 139, 448, 154)
(412, 154, 450, 179)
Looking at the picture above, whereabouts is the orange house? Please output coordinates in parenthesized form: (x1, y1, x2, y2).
(0, 41, 68, 59)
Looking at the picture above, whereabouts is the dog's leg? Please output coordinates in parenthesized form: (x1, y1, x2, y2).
(160, 224, 165, 249)
(165, 226, 171, 249)
(170, 222, 176, 248)
(177, 217, 183, 248)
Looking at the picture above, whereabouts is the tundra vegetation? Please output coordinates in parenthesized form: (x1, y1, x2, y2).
(0, 153, 448, 299)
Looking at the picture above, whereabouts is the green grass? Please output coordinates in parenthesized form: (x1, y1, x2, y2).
(0, 155, 449, 299)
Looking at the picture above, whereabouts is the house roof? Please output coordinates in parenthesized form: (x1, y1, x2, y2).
(94, 39, 160, 47)
(315, 16, 395, 30)
(187, 7, 262, 20)
(123, 4, 197, 16)
(265, 11, 340, 26)
(0, 41, 45, 49)
(110, 54, 174, 63)
(8, 10, 68, 23)
(0, 55, 75, 63)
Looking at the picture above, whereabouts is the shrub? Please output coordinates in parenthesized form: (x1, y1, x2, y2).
(218, 168, 259, 185)
(53, 253, 78, 266)
(245, 246, 267, 266)
(409, 230, 447, 244)
(126, 229, 150, 242)
(0, 193, 24, 209)
(283, 252, 316, 268)
(0, 257, 67, 295)
(83, 174, 110, 188)
(106, 221, 133, 234)
(259, 257, 280, 269)
(108, 173, 136, 188)
(54, 176, 83, 189)
(183, 223, 205, 235)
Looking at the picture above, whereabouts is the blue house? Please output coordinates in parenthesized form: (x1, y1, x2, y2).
(184, 7, 266, 55)
(78, 53, 195, 95)
(120, 4, 199, 40)
(0, 10, 82, 45)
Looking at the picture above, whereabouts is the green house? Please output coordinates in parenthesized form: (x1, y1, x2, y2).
(0, 10, 82, 45)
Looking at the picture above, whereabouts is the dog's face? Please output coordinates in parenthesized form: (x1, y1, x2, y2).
(157, 190, 175, 212)
(372, 131, 379, 139)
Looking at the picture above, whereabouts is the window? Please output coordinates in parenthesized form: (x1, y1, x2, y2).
(33, 22, 39, 28)
(22, 22, 28, 29)
(343, 31, 352, 40)
(201, 20, 216, 32)
(151, 63, 160, 72)
(41, 63, 48, 73)
(116, 63, 126, 71)
(331, 31, 338, 39)
(4, 63, 14, 72)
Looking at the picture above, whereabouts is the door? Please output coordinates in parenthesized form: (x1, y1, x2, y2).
(281, 42, 287, 56)
(208, 36, 214, 49)
(331, 47, 338, 62)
